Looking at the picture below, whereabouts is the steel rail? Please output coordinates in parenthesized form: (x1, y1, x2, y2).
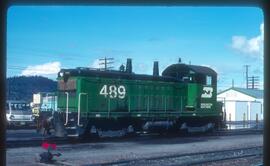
(6, 128, 262, 148)
(101, 146, 262, 166)
(187, 151, 262, 166)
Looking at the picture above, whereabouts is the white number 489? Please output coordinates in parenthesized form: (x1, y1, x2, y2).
(99, 85, 126, 99)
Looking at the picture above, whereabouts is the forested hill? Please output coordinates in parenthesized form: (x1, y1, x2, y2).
(6, 76, 57, 102)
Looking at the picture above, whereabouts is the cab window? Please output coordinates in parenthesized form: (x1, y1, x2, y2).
(182, 75, 194, 83)
(206, 75, 212, 85)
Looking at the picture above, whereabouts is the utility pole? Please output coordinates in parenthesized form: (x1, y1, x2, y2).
(99, 57, 114, 71)
(244, 65, 250, 89)
(248, 76, 260, 89)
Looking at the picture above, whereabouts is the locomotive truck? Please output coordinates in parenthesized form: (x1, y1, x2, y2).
(50, 59, 223, 137)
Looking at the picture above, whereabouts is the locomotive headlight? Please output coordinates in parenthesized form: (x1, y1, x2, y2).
(59, 72, 64, 77)
(9, 115, 14, 120)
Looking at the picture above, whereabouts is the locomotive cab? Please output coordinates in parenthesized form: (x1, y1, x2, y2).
(162, 63, 217, 86)
(162, 63, 221, 130)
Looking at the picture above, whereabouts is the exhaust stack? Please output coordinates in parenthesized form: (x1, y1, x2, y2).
(153, 61, 159, 76)
(126, 58, 132, 74)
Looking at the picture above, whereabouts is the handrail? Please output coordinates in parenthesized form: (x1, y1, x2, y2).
(108, 98, 111, 118)
(78, 93, 87, 126)
(147, 96, 150, 113)
(64, 92, 69, 126)
(128, 96, 130, 112)
(164, 96, 167, 112)
(9, 102, 12, 115)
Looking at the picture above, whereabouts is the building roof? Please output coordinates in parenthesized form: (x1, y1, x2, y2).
(218, 87, 263, 99)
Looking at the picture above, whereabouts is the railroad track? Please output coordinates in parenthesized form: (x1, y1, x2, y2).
(208, 128, 263, 136)
(100, 146, 263, 166)
(6, 128, 263, 148)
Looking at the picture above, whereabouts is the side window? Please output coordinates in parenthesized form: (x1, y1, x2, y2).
(182, 76, 193, 83)
(206, 75, 212, 85)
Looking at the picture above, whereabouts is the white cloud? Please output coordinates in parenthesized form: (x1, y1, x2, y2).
(260, 23, 264, 37)
(90, 59, 100, 68)
(259, 80, 264, 90)
(231, 23, 264, 59)
(21, 61, 61, 76)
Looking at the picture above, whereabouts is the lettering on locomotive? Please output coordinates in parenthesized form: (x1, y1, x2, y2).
(201, 87, 213, 98)
(200, 103, 213, 109)
(99, 85, 126, 99)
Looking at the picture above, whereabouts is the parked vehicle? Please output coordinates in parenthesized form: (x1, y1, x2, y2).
(6, 100, 35, 127)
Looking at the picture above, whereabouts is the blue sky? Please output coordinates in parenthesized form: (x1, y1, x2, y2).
(7, 6, 264, 91)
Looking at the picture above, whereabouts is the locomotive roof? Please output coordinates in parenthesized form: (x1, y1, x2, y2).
(162, 63, 217, 77)
(58, 68, 181, 83)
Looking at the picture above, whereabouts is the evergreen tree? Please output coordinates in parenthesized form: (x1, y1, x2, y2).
(6, 76, 57, 102)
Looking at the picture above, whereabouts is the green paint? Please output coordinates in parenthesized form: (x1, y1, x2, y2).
(57, 76, 221, 118)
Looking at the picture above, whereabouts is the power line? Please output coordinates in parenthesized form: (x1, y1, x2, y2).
(247, 76, 260, 89)
(7, 65, 59, 72)
(99, 57, 114, 71)
(8, 46, 103, 61)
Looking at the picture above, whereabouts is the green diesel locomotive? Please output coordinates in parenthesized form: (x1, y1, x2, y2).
(54, 59, 223, 137)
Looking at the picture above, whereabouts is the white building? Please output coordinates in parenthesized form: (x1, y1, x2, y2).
(32, 92, 57, 111)
(217, 87, 263, 122)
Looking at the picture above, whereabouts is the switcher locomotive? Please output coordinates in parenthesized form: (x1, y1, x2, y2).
(54, 59, 223, 137)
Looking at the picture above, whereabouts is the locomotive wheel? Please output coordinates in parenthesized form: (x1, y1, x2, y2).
(124, 125, 137, 138)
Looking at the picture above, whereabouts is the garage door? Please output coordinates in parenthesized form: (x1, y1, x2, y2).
(250, 102, 262, 121)
(235, 101, 248, 121)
